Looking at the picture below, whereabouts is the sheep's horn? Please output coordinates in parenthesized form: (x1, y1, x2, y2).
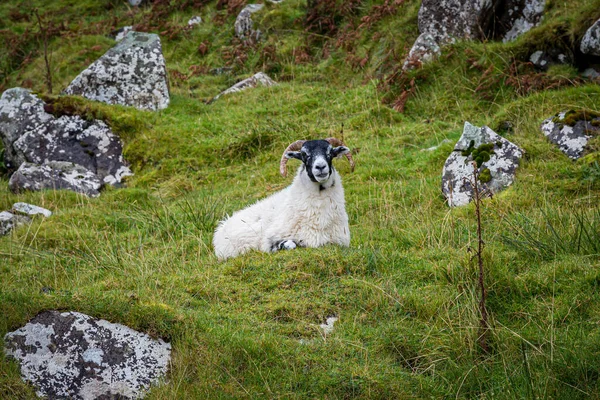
(280, 139, 306, 177)
(325, 137, 355, 172)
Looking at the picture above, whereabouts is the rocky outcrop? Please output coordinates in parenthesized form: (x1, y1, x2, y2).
(12, 115, 132, 185)
(499, 0, 545, 42)
(64, 32, 170, 111)
(541, 110, 600, 160)
(0, 88, 132, 196)
(0, 88, 53, 171)
(442, 122, 524, 207)
(210, 72, 276, 103)
(4, 310, 171, 399)
(581, 19, 600, 56)
(234, 4, 264, 41)
(405, 0, 545, 70)
(9, 162, 103, 197)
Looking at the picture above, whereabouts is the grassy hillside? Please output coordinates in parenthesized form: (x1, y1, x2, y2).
(1, 0, 600, 398)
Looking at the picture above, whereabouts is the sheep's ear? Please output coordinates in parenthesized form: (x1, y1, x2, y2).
(332, 146, 350, 158)
(285, 151, 302, 160)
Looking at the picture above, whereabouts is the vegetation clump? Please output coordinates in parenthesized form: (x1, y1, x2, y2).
(552, 109, 600, 126)
(479, 167, 492, 183)
(462, 140, 496, 166)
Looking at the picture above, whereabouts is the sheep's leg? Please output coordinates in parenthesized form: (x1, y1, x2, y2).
(271, 239, 302, 252)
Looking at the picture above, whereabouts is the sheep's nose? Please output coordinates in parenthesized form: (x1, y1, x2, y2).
(315, 164, 326, 171)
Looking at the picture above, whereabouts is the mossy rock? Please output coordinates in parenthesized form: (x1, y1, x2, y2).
(552, 109, 600, 126)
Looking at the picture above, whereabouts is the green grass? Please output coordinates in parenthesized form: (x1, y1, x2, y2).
(2, 0, 600, 398)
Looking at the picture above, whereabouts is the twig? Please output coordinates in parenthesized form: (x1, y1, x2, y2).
(34, 9, 52, 94)
(471, 161, 488, 353)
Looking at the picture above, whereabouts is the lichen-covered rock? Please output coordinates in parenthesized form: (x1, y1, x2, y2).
(210, 72, 276, 103)
(581, 18, 600, 56)
(4, 310, 171, 400)
(12, 202, 52, 218)
(0, 211, 31, 236)
(113, 26, 133, 42)
(529, 50, 553, 70)
(9, 162, 102, 197)
(442, 122, 524, 207)
(540, 110, 600, 160)
(403, 33, 441, 71)
(500, 0, 545, 42)
(0, 88, 53, 171)
(13, 115, 132, 185)
(234, 4, 264, 41)
(64, 31, 170, 111)
(418, 0, 493, 42)
(188, 16, 202, 26)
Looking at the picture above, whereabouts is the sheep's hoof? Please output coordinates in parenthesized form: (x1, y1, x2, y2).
(273, 240, 298, 251)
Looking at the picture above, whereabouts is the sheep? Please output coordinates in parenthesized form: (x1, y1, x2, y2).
(213, 137, 355, 260)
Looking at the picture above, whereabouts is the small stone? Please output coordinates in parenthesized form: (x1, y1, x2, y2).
(113, 26, 133, 42)
(4, 310, 171, 399)
(12, 203, 52, 218)
(234, 4, 264, 41)
(582, 68, 600, 80)
(188, 16, 202, 26)
(540, 111, 600, 160)
(0, 211, 31, 236)
(403, 33, 441, 71)
(210, 72, 276, 103)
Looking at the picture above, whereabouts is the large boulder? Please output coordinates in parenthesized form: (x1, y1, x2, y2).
(9, 162, 103, 197)
(581, 18, 600, 56)
(5, 310, 171, 399)
(13, 115, 132, 185)
(210, 72, 276, 103)
(418, 0, 493, 43)
(499, 0, 545, 42)
(0, 88, 53, 171)
(64, 32, 170, 111)
(234, 4, 265, 41)
(442, 122, 524, 207)
(540, 110, 600, 160)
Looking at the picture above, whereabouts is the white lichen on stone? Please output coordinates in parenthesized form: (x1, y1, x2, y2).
(320, 317, 338, 335)
(540, 112, 599, 160)
(403, 33, 441, 71)
(64, 31, 170, 111)
(4, 311, 171, 400)
(235, 4, 264, 40)
(581, 18, 600, 56)
(188, 16, 202, 26)
(12, 202, 52, 218)
(442, 122, 524, 207)
(502, 0, 545, 42)
(211, 72, 277, 103)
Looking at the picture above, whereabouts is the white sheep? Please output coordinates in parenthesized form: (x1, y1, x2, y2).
(213, 138, 355, 260)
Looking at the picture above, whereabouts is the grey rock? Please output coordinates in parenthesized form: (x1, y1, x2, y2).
(442, 122, 524, 207)
(4, 310, 171, 400)
(0, 88, 53, 171)
(188, 16, 202, 26)
(64, 32, 170, 111)
(12, 203, 52, 218)
(540, 111, 600, 160)
(403, 33, 441, 71)
(581, 18, 600, 56)
(0, 211, 31, 236)
(501, 0, 545, 42)
(210, 72, 276, 103)
(13, 115, 132, 185)
(582, 68, 600, 80)
(9, 162, 102, 197)
(529, 50, 552, 70)
(113, 26, 133, 42)
(418, 0, 493, 43)
(128, 0, 144, 6)
(210, 67, 233, 76)
(234, 4, 264, 41)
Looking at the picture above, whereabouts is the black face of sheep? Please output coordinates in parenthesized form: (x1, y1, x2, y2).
(282, 139, 353, 183)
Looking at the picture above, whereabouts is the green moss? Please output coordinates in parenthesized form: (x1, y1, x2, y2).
(553, 109, 600, 126)
(479, 167, 492, 183)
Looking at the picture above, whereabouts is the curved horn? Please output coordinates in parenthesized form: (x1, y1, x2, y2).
(280, 140, 306, 177)
(325, 137, 355, 172)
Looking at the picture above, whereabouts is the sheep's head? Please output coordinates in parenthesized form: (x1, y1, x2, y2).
(280, 138, 355, 183)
